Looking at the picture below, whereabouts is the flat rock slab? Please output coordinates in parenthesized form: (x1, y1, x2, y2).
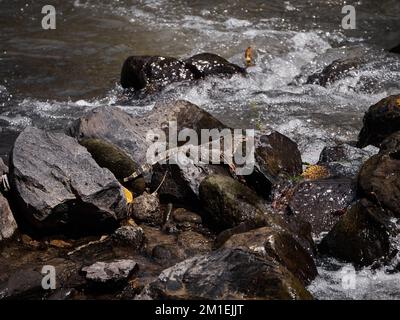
(82, 259, 138, 285)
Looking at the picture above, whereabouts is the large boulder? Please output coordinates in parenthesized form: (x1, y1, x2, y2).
(358, 152, 400, 217)
(318, 143, 378, 178)
(319, 199, 392, 266)
(67, 100, 227, 189)
(0, 194, 17, 241)
(288, 178, 357, 236)
(221, 227, 317, 285)
(357, 95, 400, 148)
(138, 248, 313, 300)
(10, 127, 127, 235)
(67, 106, 150, 168)
(120, 53, 245, 92)
(199, 174, 267, 231)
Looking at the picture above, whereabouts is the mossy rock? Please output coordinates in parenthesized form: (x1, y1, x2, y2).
(80, 138, 146, 196)
(199, 174, 267, 231)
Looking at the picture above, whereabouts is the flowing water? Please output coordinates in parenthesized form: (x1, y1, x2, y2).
(1, 0, 400, 299)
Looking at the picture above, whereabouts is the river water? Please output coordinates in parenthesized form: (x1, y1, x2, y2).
(1, 0, 400, 299)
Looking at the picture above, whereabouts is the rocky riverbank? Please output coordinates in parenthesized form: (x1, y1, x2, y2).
(1, 53, 400, 300)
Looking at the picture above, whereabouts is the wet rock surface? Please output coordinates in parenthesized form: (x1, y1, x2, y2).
(357, 94, 400, 148)
(10, 127, 127, 235)
(138, 248, 313, 300)
(120, 53, 245, 92)
(288, 178, 357, 236)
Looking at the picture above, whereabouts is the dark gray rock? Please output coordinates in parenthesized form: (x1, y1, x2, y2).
(318, 143, 378, 178)
(0, 194, 17, 241)
(81, 259, 138, 286)
(357, 95, 400, 148)
(288, 179, 357, 236)
(10, 127, 127, 235)
(138, 248, 313, 300)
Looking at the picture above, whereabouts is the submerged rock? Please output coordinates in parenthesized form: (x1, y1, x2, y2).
(319, 199, 392, 266)
(10, 127, 127, 235)
(318, 143, 378, 178)
(358, 152, 400, 217)
(199, 174, 267, 231)
(0, 194, 17, 241)
(288, 179, 357, 236)
(357, 95, 400, 148)
(81, 259, 138, 287)
(138, 248, 313, 300)
(221, 227, 317, 285)
(120, 53, 245, 92)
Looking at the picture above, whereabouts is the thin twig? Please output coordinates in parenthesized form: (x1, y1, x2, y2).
(152, 169, 168, 195)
